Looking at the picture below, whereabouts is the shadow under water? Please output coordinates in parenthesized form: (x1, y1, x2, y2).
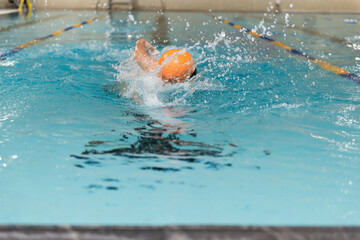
(71, 108, 238, 173)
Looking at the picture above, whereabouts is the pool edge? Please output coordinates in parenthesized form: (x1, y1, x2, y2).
(1, 225, 360, 240)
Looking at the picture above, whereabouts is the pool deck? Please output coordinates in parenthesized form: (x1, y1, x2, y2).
(0, 226, 360, 240)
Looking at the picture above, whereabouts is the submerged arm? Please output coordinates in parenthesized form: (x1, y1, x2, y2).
(134, 39, 159, 73)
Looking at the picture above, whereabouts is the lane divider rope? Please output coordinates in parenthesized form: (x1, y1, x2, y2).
(0, 14, 66, 34)
(212, 16, 360, 84)
(0, 16, 102, 62)
(345, 20, 360, 25)
(326, 18, 360, 25)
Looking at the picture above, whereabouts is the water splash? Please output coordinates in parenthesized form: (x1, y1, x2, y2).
(113, 49, 164, 106)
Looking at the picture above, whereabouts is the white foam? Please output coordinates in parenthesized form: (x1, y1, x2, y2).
(0, 61, 17, 66)
(113, 51, 165, 106)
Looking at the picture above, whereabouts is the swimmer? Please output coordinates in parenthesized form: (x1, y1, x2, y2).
(134, 38, 197, 84)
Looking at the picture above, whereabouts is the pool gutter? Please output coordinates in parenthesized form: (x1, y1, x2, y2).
(0, 9, 18, 15)
(0, 225, 360, 240)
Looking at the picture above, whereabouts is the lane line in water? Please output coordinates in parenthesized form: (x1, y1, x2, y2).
(211, 15, 360, 84)
(0, 16, 102, 61)
(252, 15, 359, 50)
(0, 14, 66, 34)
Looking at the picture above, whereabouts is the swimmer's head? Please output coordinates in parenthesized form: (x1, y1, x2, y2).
(159, 49, 196, 83)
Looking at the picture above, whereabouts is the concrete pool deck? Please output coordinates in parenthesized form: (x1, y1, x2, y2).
(0, 226, 360, 240)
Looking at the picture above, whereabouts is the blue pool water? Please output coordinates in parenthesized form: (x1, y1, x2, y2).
(0, 10, 360, 225)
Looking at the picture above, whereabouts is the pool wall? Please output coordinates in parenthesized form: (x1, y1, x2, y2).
(1, 226, 360, 240)
(27, 0, 360, 12)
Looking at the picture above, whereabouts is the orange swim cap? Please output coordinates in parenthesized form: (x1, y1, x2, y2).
(159, 49, 196, 83)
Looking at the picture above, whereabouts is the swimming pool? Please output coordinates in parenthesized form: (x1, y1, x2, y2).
(0, 10, 359, 226)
